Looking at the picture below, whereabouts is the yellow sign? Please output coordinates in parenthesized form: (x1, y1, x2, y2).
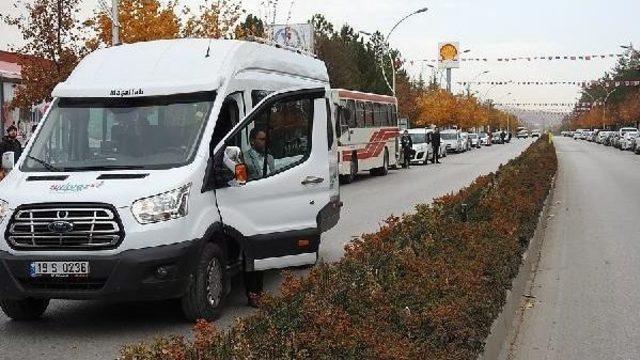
(438, 42, 460, 69)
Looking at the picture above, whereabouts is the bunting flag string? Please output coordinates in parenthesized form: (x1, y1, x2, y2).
(458, 80, 640, 87)
(495, 102, 602, 107)
(410, 53, 624, 65)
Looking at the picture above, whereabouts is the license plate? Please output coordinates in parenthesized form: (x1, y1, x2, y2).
(29, 262, 90, 277)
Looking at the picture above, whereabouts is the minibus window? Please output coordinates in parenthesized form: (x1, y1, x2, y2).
(237, 97, 314, 181)
(22, 92, 216, 172)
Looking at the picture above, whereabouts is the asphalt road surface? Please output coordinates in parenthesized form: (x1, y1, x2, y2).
(0, 139, 533, 360)
(510, 137, 640, 360)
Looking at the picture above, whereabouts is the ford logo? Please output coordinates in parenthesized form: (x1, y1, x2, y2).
(48, 221, 74, 234)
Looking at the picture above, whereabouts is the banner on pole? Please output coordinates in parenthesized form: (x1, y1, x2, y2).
(268, 24, 315, 54)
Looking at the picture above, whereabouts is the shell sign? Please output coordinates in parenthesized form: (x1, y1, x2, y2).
(438, 42, 460, 69)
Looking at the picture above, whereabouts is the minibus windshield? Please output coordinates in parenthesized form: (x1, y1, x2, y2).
(22, 92, 215, 172)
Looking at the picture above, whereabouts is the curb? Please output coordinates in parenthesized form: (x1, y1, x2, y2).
(478, 174, 557, 360)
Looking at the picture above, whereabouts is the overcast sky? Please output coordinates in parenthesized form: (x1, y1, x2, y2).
(1, 0, 639, 111)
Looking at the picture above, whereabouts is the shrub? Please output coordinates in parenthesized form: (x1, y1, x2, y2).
(121, 136, 557, 360)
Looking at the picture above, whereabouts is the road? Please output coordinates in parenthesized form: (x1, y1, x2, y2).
(0, 139, 533, 360)
(510, 137, 640, 360)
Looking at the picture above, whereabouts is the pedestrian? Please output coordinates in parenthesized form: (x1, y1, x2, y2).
(500, 130, 506, 143)
(0, 125, 23, 163)
(430, 126, 442, 164)
(400, 130, 413, 169)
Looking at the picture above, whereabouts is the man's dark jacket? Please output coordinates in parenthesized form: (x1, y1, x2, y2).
(1, 136, 22, 161)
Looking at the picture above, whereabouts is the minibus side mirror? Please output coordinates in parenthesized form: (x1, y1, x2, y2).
(2, 152, 15, 174)
(222, 146, 246, 186)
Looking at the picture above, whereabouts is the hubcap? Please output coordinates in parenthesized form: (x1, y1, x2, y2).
(206, 258, 223, 307)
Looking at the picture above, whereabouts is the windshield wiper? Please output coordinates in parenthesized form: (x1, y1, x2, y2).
(26, 155, 64, 172)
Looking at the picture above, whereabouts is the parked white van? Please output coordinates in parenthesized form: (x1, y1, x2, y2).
(405, 128, 446, 165)
(440, 129, 464, 153)
(0, 39, 341, 321)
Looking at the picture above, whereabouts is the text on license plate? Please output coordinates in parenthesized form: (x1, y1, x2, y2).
(29, 262, 90, 277)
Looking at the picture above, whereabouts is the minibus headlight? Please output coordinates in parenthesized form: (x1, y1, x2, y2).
(131, 184, 191, 224)
(0, 200, 9, 222)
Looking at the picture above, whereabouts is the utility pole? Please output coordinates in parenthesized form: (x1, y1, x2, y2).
(111, 0, 120, 45)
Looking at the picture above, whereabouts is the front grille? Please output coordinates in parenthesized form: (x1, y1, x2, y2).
(6, 204, 124, 250)
(19, 277, 107, 291)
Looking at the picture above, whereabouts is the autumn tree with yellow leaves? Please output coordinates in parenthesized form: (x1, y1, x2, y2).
(90, 0, 181, 46)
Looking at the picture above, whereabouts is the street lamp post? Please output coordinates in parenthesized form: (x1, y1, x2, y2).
(360, 7, 428, 96)
(466, 70, 490, 97)
(446, 49, 470, 93)
(602, 88, 619, 129)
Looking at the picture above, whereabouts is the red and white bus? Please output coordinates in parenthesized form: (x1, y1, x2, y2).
(332, 89, 399, 183)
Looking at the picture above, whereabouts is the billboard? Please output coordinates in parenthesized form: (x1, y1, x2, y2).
(438, 42, 460, 69)
(268, 24, 315, 54)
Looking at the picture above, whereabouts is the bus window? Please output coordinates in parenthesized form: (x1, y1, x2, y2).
(373, 103, 382, 126)
(365, 102, 373, 127)
(356, 101, 365, 128)
(391, 105, 398, 125)
(346, 100, 357, 128)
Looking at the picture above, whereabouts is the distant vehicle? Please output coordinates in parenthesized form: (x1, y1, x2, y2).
(620, 131, 639, 151)
(468, 133, 480, 148)
(596, 131, 611, 144)
(479, 132, 491, 146)
(460, 132, 471, 151)
(334, 89, 399, 183)
(492, 131, 504, 144)
(531, 130, 541, 138)
(619, 127, 639, 137)
(441, 129, 464, 153)
(517, 129, 529, 139)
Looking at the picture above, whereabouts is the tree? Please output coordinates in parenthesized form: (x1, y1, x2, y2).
(234, 14, 265, 39)
(90, 0, 180, 46)
(182, 0, 245, 39)
(1, 0, 87, 108)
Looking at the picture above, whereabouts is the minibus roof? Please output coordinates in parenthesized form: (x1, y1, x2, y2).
(53, 39, 329, 98)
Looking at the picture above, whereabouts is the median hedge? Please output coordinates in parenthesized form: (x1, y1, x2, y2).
(121, 135, 557, 360)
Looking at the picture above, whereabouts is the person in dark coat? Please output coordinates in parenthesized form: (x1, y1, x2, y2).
(430, 126, 442, 164)
(400, 130, 413, 169)
(1, 125, 23, 162)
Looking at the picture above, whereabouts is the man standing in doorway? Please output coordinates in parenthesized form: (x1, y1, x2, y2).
(430, 126, 441, 164)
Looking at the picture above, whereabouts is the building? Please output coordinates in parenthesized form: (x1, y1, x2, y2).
(0, 50, 44, 141)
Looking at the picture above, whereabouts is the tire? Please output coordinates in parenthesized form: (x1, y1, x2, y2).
(181, 243, 227, 322)
(0, 298, 49, 321)
(340, 156, 357, 184)
(372, 149, 389, 176)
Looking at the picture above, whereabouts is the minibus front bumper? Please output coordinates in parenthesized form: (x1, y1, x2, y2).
(0, 239, 203, 301)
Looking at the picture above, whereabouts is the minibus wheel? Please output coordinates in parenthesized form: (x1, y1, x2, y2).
(181, 243, 227, 322)
(0, 298, 49, 321)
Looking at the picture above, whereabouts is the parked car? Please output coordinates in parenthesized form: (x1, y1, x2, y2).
(479, 132, 491, 146)
(620, 131, 639, 151)
(634, 137, 640, 154)
(491, 131, 505, 144)
(605, 132, 617, 146)
(406, 128, 446, 165)
(517, 129, 529, 138)
(531, 130, 541, 138)
(468, 133, 480, 148)
(441, 129, 465, 153)
(596, 131, 611, 144)
(460, 132, 471, 151)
